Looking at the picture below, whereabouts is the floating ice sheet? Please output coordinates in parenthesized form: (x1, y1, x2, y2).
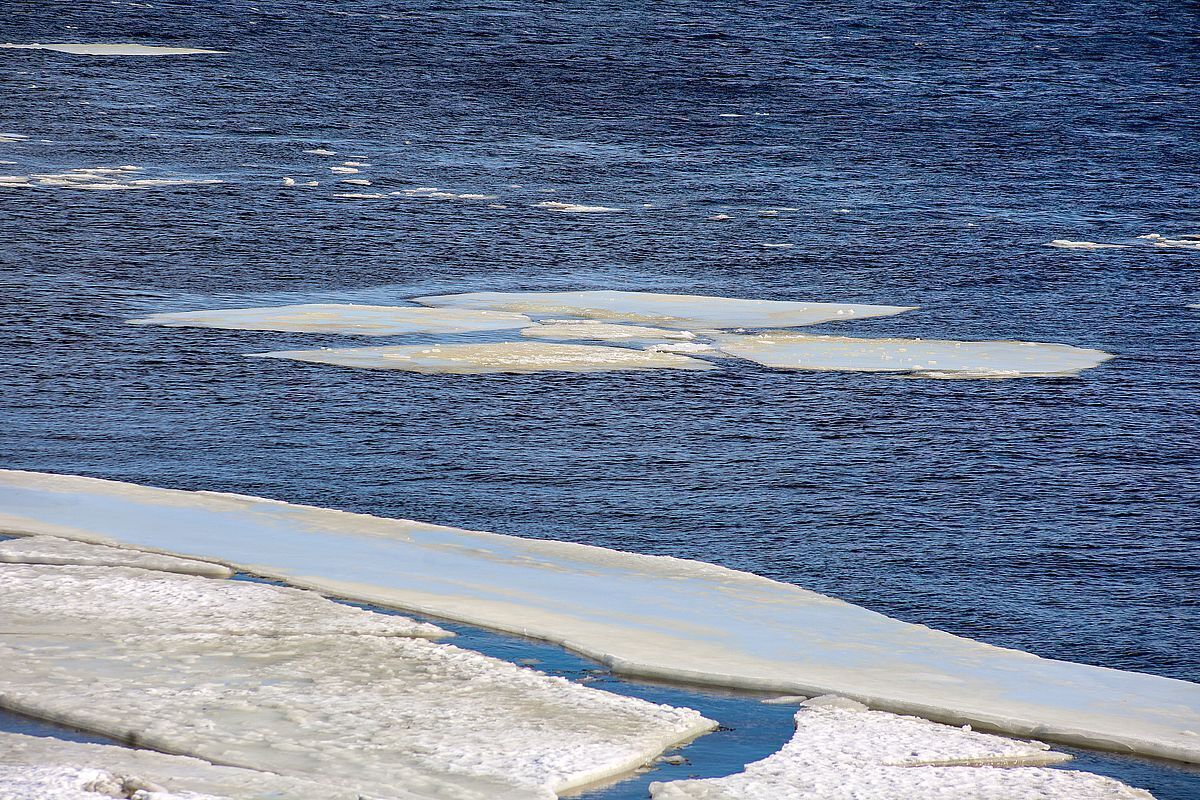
(534, 201, 623, 212)
(521, 320, 696, 342)
(251, 341, 716, 374)
(713, 333, 1113, 378)
(0, 763, 225, 800)
(0, 166, 222, 191)
(415, 291, 916, 330)
(0, 42, 225, 56)
(1, 471, 1196, 764)
(0, 732, 365, 800)
(0, 561, 712, 800)
(1046, 239, 1128, 249)
(0, 534, 232, 577)
(649, 705, 1152, 799)
(129, 303, 534, 336)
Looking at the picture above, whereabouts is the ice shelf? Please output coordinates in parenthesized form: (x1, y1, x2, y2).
(0, 534, 233, 577)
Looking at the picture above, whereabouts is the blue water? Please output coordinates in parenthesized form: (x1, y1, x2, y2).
(1, 0, 1198, 796)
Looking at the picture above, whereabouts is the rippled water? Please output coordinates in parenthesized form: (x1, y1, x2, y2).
(2, 0, 1198, 796)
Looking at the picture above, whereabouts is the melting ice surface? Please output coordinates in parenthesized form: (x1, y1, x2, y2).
(0, 166, 222, 191)
(0, 42, 225, 56)
(713, 333, 1113, 378)
(250, 341, 716, 374)
(521, 320, 697, 342)
(0, 470, 1197, 766)
(414, 290, 917, 330)
(129, 303, 535, 336)
(650, 705, 1153, 799)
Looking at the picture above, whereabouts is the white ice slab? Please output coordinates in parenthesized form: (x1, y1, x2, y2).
(521, 320, 696, 341)
(713, 333, 1113, 378)
(0, 732, 366, 800)
(128, 303, 534, 336)
(1, 42, 225, 56)
(0, 167, 222, 191)
(0, 470, 1197, 764)
(0, 534, 232, 577)
(0, 562, 712, 800)
(250, 341, 716, 374)
(0, 563, 445, 638)
(414, 290, 916, 330)
(1046, 240, 1127, 249)
(649, 705, 1153, 799)
(534, 201, 623, 212)
(0, 764, 225, 800)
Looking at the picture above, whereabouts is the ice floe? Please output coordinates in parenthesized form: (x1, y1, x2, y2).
(0, 763, 225, 800)
(712, 333, 1113, 378)
(251, 341, 717, 374)
(0, 732, 365, 800)
(649, 705, 1153, 799)
(1137, 233, 1200, 250)
(0, 166, 222, 191)
(534, 201, 624, 213)
(1, 470, 1196, 765)
(1046, 240, 1127, 249)
(332, 191, 387, 199)
(128, 303, 535, 336)
(0, 534, 232, 577)
(302, 148, 336, 156)
(521, 319, 697, 342)
(0, 561, 712, 799)
(415, 290, 917, 330)
(0, 132, 29, 143)
(0, 42, 225, 56)
(397, 187, 499, 201)
(329, 165, 359, 173)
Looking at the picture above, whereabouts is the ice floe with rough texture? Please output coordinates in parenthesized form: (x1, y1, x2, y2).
(1, 42, 225, 56)
(1, 470, 1196, 765)
(302, 147, 336, 156)
(1137, 233, 1200, 250)
(0, 763, 225, 800)
(0, 561, 713, 800)
(534, 201, 624, 212)
(0, 732, 367, 800)
(521, 319, 696, 342)
(128, 303, 534, 336)
(0, 534, 232, 577)
(1046, 239, 1127, 249)
(252, 341, 716, 374)
(0, 132, 29, 143)
(398, 186, 499, 201)
(415, 290, 916, 330)
(0, 166, 222, 191)
(713, 333, 1113, 378)
(649, 705, 1153, 799)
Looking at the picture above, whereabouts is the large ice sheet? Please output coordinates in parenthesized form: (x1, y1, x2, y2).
(0, 764, 225, 800)
(1, 470, 1197, 764)
(0, 534, 233, 577)
(713, 333, 1113, 378)
(649, 705, 1152, 799)
(521, 320, 697, 341)
(251, 341, 716, 374)
(414, 290, 916, 330)
(0, 732, 365, 800)
(129, 303, 534, 336)
(0, 42, 225, 56)
(0, 563, 713, 799)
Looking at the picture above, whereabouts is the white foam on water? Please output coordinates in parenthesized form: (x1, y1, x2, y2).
(0, 42, 225, 56)
(128, 303, 535, 336)
(712, 332, 1113, 378)
(1047, 240, 1128, 249)
(250, 341, 717, 374)
(414, 290, 917, 330)
(0, 535, 232, 577)
(649, 705, 1153, 799)
(520, 319, 696, 342)
(0, 470, 1196, 765)
(0, 561, 712, 799)
(534, 201, 624, 213)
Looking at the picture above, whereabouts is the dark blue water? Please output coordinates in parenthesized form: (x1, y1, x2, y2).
(1, 0, 1198, 796)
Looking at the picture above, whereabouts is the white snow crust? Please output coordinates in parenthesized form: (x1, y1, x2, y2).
(713, 332, 1113, 378)
(0, 166, 221, 191)
(649, 705, 1154, 799)
(250, 341, 716, 374)
(0, 562, 713, 799)
(0, 535, 232, 577)
(0, 470, 1197, 765)
(0, 763, 225, 800)
(128, 303, 534, 336)
(414, 290, 916, 330)
(0, 43, 225, 56)
(521, 320, 696, 341)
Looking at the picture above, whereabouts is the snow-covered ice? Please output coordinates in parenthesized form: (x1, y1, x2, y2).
(250, 341, 717, 374)
(1137, 233, 1200, 250)
(649, 705, 1153, 799)
(0, 763, 226, 800)
(534, 201, 624, 212)
(713, 333, 1113, 378)
(0, 534, 232, 577)
(0, 470, 1196, 764)
(414, 291, 916, 330)
(0, 732, 366, 800)
(1046, 240, 1127, 249)
(129, 303, 535, 336)
(0, 43, 225, 56)
(521, 319, 696, 342)
(0, 166, 222, 191)
(0, 560, 712, 800)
